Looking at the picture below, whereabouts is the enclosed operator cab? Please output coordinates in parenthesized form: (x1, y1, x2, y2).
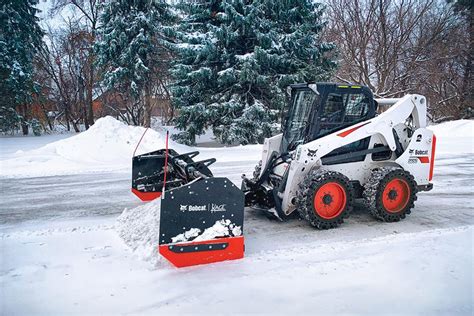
(281, 83, 377, 153)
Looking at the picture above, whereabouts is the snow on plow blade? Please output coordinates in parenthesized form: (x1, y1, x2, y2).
(159, 177, 245, 268)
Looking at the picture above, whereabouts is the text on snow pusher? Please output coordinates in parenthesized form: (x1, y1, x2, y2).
(131, 135, 245, 268)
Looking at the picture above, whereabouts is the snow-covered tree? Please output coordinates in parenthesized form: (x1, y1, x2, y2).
(0, 0, 43, 134)
(95, 0, 173, 127)
(171, 0, 335, 145)
(0, 105, 22, 134)
(169, 0, 222, 144)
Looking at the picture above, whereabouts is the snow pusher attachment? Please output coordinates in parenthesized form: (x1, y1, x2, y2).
(159, 177, 244, 267)
(132, 149, 215, 201)
(132, 148, 245, 268)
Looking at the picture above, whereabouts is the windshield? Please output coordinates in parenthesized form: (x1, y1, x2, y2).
(281, 89, 318, 152)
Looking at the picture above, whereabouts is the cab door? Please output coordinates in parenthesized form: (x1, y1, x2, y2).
(314, 87, 375, 139)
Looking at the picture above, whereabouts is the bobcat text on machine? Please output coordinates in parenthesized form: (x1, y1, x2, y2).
(131, 82, 437, 267)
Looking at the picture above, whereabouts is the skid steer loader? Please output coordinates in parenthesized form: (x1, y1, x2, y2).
(131, 82, 436, 267)
(242, 83, 436, 227)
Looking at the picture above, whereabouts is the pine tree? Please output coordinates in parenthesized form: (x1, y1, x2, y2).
(0, 105, 21, 134)
(171, 0, 335, 145)
(95, 0, 173, 127)
(0, 0, 44, 134)
(169, 0, 223, 144)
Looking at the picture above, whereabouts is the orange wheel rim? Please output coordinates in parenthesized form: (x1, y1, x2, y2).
(313, 182, 347, 219)
(382, 178, 410, 213)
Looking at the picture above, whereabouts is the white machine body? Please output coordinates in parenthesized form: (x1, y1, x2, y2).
(258, 94, 436, 215)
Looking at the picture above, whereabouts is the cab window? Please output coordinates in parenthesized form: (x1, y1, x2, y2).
(344, 93, 370, 122)
(317, 91, 371, 137)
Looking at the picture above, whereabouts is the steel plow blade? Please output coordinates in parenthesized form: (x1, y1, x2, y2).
(158, 177, 245, 268)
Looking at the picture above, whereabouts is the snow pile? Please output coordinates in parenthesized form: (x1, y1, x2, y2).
(0, 116, 178, 177)
(428, 119, 473, 138)
(115, 199, 162, 266)
(0, 116, 260, 178)
(428, 119, 474, 155)
(39, 116, 166, 163)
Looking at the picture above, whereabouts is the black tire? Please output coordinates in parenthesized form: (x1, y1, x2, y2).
(363, 168, 418, 222)
(296, 170, 354, 229)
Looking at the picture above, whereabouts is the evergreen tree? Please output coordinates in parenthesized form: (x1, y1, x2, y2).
(170, 0, 223, 144)
(95, 0, 173, 127)
(171, 0, 335, 145)
(0, 0, 43, 134)
(0, 105, 21, 134)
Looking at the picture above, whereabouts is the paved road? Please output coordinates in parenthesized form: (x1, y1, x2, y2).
(0, 172, 141, 224)
(0, 160, 257, 225)
(0, 154, 472, 238)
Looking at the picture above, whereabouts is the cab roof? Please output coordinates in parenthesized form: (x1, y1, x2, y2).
(289, 82, 367, 90)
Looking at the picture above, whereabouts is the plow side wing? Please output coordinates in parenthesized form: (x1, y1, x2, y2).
(132, 149, 175, 201)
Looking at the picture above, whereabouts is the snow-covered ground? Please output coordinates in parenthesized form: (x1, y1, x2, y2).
(1, 219, 471, 315)
(0, 133, 74, 161)
(0, 118, 473, 314)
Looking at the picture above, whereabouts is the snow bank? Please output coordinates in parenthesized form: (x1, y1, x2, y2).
(428, 119, 474, 155)
(428, 119, 473, 137)
(0, 116, 260, 178)
(0, 116, 183, 177)
(116, 199, 162, 266)
(41, 116, 166, 163)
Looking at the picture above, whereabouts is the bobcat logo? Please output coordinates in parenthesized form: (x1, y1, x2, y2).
(307, 149, 318, 157)
(415, 150, 428, 155)
(179, 205, 207, 212)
